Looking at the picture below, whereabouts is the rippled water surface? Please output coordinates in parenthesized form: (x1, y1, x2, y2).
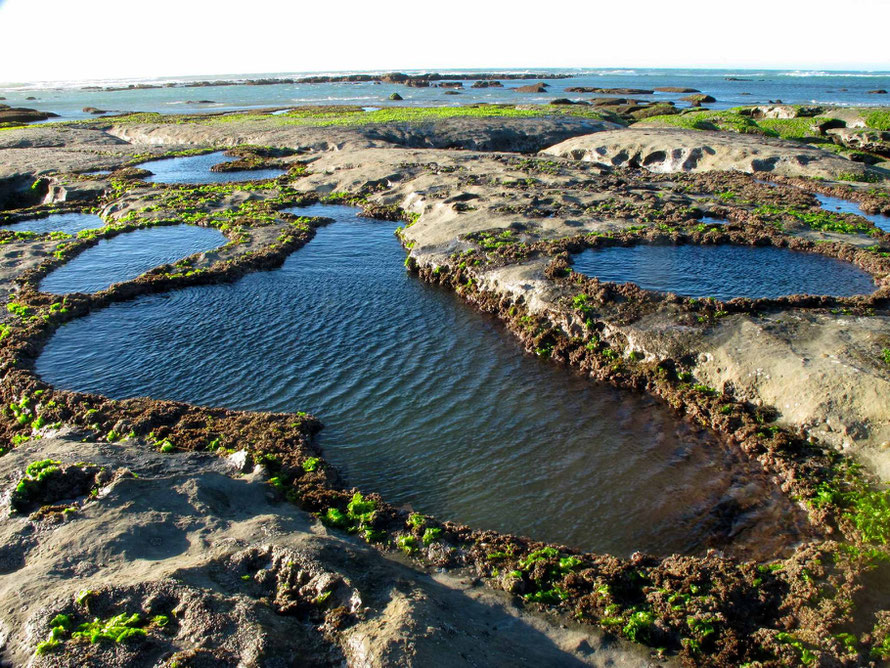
(141, 152, 285, 184)
(816, 194, 890, 232)
(572, 244, 875, 300)
(39, 224, 226, 294)
(2, 212, 105, 235)
(38, 206, 800, 555)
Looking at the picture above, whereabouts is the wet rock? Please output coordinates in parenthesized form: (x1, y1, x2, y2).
(185, 100, 215, 104)
(628, 103, 679, 120)
(867, 89, 888, 94)
(514, 83, 549, 93)
(109, 166, 153, 180)
(443, 91, 461, 96)
(82, 107, 107, 114)
(566, 87, 654, 95)
(654, 87, 700, 93)
(591, 97, 645, 107)
(471, 80, 503, 88)
(681, 94, 716, 104)
(388, 93, 403, 101)
(404, 78, 430, 88)
(437, 82, 463, 89)
(0, 107, 58, 124)
(549, 98, 585, 106)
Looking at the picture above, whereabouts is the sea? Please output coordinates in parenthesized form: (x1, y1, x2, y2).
(1, 68, 889, 123)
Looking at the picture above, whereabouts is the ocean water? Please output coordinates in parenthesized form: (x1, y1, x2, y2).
(3, 68, 888, 123)
(36, 205, 801, 556)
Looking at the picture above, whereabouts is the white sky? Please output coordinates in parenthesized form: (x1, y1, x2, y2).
(1, 0, 888, 83)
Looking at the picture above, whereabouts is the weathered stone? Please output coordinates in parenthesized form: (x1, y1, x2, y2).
(543, 127, 875, 179)
(828, 127, 890, 157)
(514, 83, 548, 93)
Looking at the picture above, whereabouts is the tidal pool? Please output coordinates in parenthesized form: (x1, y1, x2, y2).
(815, 193, 890, 232)
(141, 151, 286, 184)
(39, 224, 226, 295)
(37, 206, 801, 556)
(2, 212, 105, 236)
(571, 244, 875, 301)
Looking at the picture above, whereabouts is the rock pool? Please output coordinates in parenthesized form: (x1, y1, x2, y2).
(36, 206, 802, 555)
(571, 244, 875, 301)
(815, 193, 890, 232)
(1, 212, 105, 235)
(140, 151, 285, 184)
(39, 224, 226, 294)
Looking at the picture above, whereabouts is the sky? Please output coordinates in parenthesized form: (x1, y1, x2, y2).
(1, 0, 888, 83)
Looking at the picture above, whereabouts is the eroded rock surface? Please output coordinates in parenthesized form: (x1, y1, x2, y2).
(541, 128, 872, 178)
(0, 435, 658, 667)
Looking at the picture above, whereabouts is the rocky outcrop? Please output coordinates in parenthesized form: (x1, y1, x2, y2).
(542, 127, 876, 179)
(828, 127, 890, 157)
(743, 105, 824, 120)
(681, 94, 716, 105)
(566, 87, 654, 95)
(471, 80, 503, 88)
(654, 87, 700, 93)
(514, 83, 548, 93)
(0, 106, 58, 124)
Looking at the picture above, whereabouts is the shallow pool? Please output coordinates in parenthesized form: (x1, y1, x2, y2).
(572, 244, 874, 300)
(39, 224, 226, 294)
(140, 151, 286, 184)
(37, 206, 800, 555)
(1, 212, 105, 236)
(815, 193, 890, 232)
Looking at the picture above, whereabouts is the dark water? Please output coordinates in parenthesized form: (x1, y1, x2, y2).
(572, 244, 875, 300)
(141, 152, 285, 184)
(816, 194, 890, 232)
(37, 205, 795, 555)
(1, 212, 104, 235)
(6, 68, 890, 122)
(39, 224, 226, 294)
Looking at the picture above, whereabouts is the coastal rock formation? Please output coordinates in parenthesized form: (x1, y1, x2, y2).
(828, 127, 890, 157)
(745, 105, 823, 119)
(0, 106, 58, 124)
(654, 87, 700, 93)
(514, 83, 548, 93)
(566, 87, 654, 95)
(0, 436, 652, 667)
(681, 94, 716, 104)
(541, 127, 873, 178)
